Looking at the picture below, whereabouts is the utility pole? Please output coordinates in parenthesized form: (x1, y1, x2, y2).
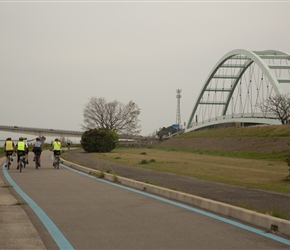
(176, 89, 182, 131)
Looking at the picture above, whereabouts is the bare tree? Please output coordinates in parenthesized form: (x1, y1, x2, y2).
(83, 97, 141, 135)
(260, 94, 290, 124)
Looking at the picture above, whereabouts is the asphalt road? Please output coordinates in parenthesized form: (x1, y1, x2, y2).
(4, 150, 290, 249)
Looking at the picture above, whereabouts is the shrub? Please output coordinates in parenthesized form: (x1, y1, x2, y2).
(140, 160, 148, 164)
(140, 159, 156, 164)
(81, 128, 119, 153)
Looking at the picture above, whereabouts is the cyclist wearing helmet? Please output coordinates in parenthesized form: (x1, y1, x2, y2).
(4, 138, 14, 167)
(14, 137, 27, 170)
(32, 137, 43, 167)
(51, 138, 61, 167)
(23, 136, 34, 164)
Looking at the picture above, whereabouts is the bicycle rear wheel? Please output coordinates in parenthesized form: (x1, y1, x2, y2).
(35, 156, 38, 169)
(7, 157, 11, 170)
(21, 157, 26, 172)
(19, 161, 22, 173)
(56, 156, 60, 169)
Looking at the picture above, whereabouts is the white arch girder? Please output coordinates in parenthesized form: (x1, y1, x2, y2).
(186, 49, 290, 131)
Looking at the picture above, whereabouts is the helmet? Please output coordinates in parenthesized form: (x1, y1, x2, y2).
(36, 137, 40, 141)
(23, 136, 27, 140)
(55, 138, 59, 141)
(19, 137, 23, 141)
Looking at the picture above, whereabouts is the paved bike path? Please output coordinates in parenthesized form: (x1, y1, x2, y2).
(1, 150, 290, 249)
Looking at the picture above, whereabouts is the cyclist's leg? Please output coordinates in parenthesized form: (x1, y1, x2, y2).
(36, 148, 42, 164)
(25, 148, 29, 164)
(55, 154, 60, 169)
(7, 151, 12, 164)
(57, 151, 61, 161)
(19, 153, 24, 172)
(19, 152, 25, 168)
(53, 151, 56, 166)
(16, 152, 20, 169)
(35, 154, 39, 168)
(6, 151, 13, 164)
(10, 151, 13, 161)
(39, 152, 42, 165)
(53, 150, 60, 167)
(55, 156, 59, 169)
(37, 152, 41, 167)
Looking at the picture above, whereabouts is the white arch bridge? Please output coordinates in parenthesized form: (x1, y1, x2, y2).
(185, 49, 290, 132)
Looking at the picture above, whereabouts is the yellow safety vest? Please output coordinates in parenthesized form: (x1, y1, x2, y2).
(17, 141, 25, 151)
(53, 141, 61, 150)
(5, 141, 13, 151)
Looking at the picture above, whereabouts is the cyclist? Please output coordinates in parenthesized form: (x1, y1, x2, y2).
(14, 137, 27, 170)
(67, 138, 71, 150)
(23, 136, 34, 164)
(4, 138, 14, 167)
(32, 137, 42, 167)
(51, 138, 61, 166)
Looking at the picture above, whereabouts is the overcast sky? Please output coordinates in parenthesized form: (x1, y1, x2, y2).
(1, 0, 290, 137)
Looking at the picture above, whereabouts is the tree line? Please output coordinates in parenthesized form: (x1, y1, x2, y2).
(81, 94, 290, 152)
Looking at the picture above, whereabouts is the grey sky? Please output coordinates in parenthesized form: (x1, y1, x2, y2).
(1, 1, 290, 136)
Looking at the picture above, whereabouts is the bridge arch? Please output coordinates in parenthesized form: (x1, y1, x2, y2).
(186, 49, 290, 131)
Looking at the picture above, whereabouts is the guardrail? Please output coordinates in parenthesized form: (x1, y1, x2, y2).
(0, 125, 83, 137)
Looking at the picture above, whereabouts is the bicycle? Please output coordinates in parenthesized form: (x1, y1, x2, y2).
(35, 153, 41, 169)
(6, 153, 13, 170)
(33, 147, 42, 170)
(19, 154, 26, 173)
(54, 154, 60, 169)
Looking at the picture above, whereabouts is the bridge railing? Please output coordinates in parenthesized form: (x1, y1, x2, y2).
(186, 112, 280, 132)
(0, 125, 83, 137)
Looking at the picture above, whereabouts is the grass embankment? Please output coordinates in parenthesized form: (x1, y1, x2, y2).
(91, 125, 290, 194)
(93, 148, 290, 194)
(156, 125, 290, 161)
(179, 124, 290, 138)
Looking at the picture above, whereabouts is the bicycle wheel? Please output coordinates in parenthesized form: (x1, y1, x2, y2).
(22, 157, 26, 171)
(54, 155, 59, 169)
(19, 161, 22, 173)
(35, 156, 39, 169)
(56, 156, 60, 169)
(7, 157, 11, 170)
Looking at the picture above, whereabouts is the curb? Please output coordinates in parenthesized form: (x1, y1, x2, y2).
(61, 158, 290, 237)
